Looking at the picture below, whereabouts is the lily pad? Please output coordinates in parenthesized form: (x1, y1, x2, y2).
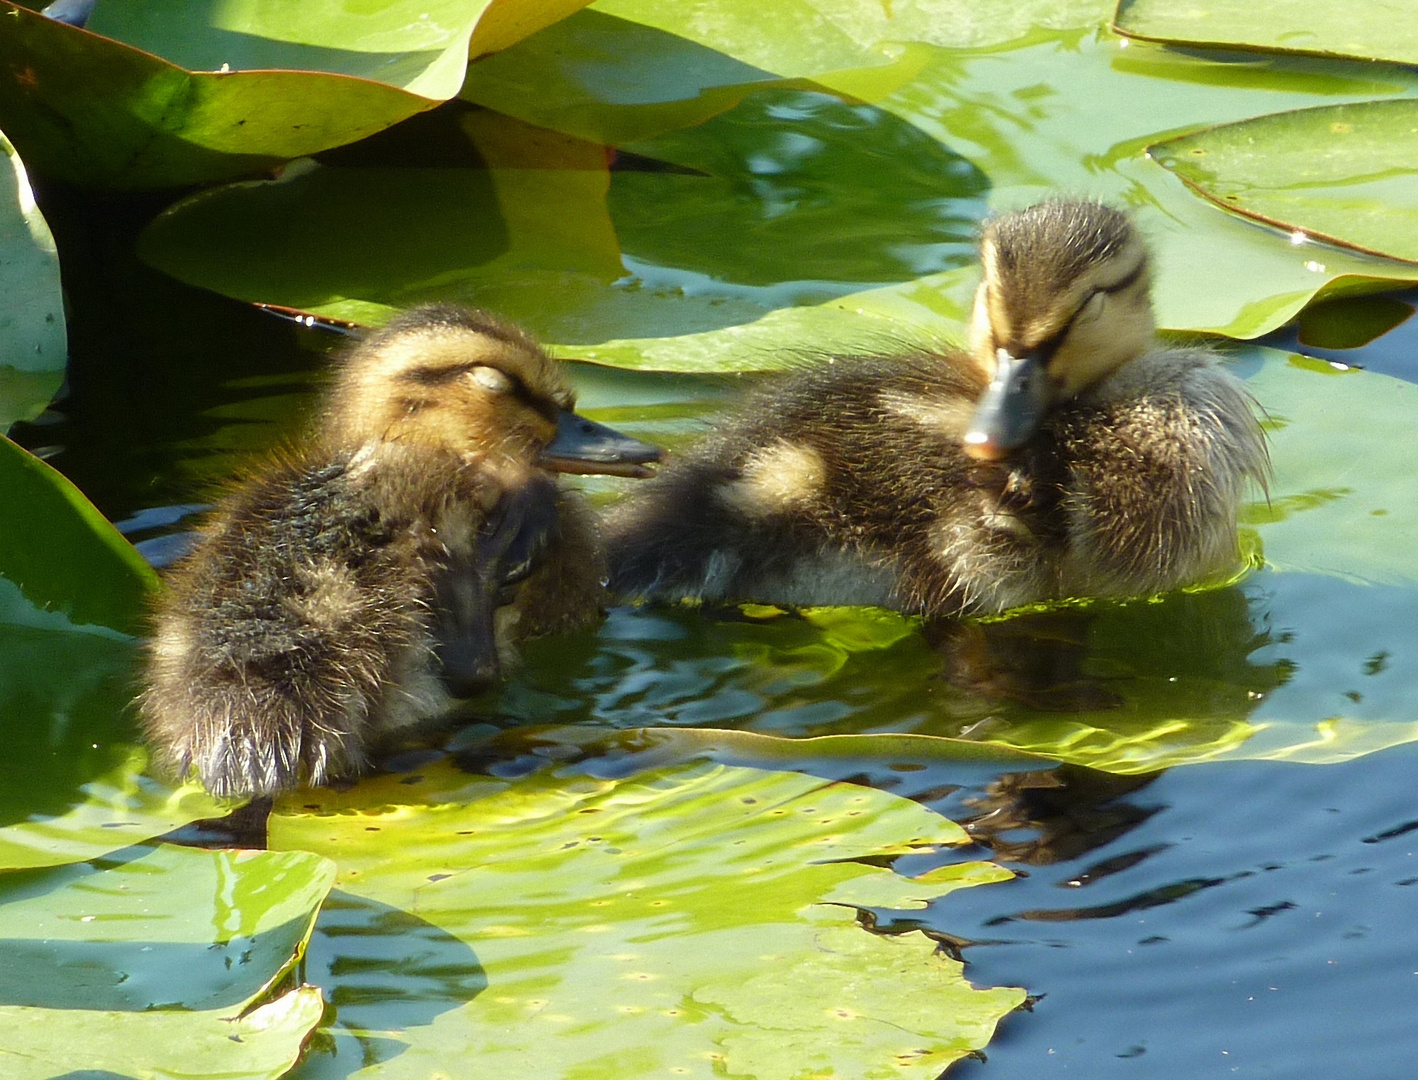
(271, 759, 1025, 1079)
(0, 0, 589, 188)
(1, 986, 327, 1080)
(1114, 0, 1418, 68)
(471, 4, 1418, 343)
(590, 0, 1116, 74)
(136, 113, 629, 335)
(459, 8, 792, 146)
(1243, 346, 1418, 586)
(137, 97, 989, 354)
(0, 436, 227, 868)
(0, 843, 334, 1080)
(0, 130, 64, 430)
(461, 0, 1116, 149)
(1149, 99, 1418, 264)
(608, 88, 989, 290)
(144, 22, 1418, 370)
(0, 433, 156, 634)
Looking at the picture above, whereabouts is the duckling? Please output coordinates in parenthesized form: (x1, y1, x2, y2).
(605, 201, 1268, 616)
(141, 304, 661, 798)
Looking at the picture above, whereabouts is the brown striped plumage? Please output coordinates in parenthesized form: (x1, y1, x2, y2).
(606, 202, 1269, 615)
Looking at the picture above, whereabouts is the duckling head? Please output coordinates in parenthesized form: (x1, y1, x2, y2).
(964, 201, 1155, 461)
(322, 305, 660, 479)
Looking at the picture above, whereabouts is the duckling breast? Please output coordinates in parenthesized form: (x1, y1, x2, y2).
(1051, 347, 1268, 598)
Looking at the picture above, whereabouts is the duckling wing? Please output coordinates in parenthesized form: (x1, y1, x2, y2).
(432, 476, 560, 697)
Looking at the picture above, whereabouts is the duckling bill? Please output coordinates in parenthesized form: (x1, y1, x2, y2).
(141, 304, 661, 798)
(605, 201, 1268, 616)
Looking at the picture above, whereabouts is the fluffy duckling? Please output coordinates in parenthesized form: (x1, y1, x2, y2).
(142, 305, 661, 798)
(606, 201, 1268, 616)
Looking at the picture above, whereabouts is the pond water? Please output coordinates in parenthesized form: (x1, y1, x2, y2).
(14, 71, 1418, 1080)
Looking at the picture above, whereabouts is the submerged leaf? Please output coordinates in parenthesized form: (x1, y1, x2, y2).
(137, 114, 626, 335)
(271, 760, 1024, 1078)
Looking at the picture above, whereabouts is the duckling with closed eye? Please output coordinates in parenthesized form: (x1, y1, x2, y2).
(142, 304, 661, 798)
(605, 201, 1268, 616)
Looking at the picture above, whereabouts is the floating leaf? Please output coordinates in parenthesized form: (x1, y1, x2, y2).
(137, 97, 987, 358)
(0, 436, 226, 868)
(1, 986, 326, 1080)
(137, 113, 629, 335)
(1150, 99, 1418, 264)
(271, 760, 1024, 1078)
(1114, 0, 1418, 68)
(144, 24, 1418, 369)
(459, 8, 790, 145)
(0, 130, 64, 430)
(0, 843, 334, 1080)
(1244, 346, 1418, 586)
(0, 0, 590, 188)
(589, 0, 1115, 74)
(0, 434, 156, 633)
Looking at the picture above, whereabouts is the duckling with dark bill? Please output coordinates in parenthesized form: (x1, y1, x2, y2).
(142, 305, 661, 798)
(605, 201, 1268, 617)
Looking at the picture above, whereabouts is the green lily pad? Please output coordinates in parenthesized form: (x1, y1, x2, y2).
(0, 436, 228, 868)
(0, 0, 588, 188)
(0, 985, 326, 1080)
(459, 8, 793, 146)
(591, 0, 1115, 74)
(136, 97, 988, 355)
(1149, 99, 1418, 264)
(0, 130, 64, 430)
(0, 589, 229, 869)
(136, 113, 631, 335)
(0, 433, 156, 634)
(0, 844, 335, 1010)
(145, 23, 1418, 369)
(1243, 346, 1418, 586)
(1114, 0, 1418, 68)
(461, 0, 1116, 150)
(472, 4, 1418, 345)
(608, 88, 989, 290)
(271, 760, 1025, 1079)
(0, 842, 334, 1080)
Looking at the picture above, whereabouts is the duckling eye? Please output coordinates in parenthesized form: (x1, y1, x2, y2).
(469, 366, 514, 394)
(1075, 290, 1106, 325)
